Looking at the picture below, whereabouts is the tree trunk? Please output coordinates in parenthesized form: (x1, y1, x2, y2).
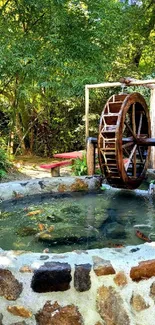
(15, 112, 26, 155)
(29, 128, 34, 153)
(8, 131, 14, 155)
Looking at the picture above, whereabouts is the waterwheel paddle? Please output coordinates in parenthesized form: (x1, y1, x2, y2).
(98, 92, 152, 189)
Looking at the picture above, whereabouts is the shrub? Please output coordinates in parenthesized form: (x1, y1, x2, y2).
(71, 154, 87, 176)
(0, 148, 12, 179)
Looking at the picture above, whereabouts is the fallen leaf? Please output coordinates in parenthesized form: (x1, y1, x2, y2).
(26, 210, 42, 216)
(38, 223, 45, 231)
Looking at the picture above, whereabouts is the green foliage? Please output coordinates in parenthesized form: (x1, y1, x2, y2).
(0, 148, 12, 179)
(111, 0, 155, 78)
(72, 154, 87, 176)
(0, 0, 155, 156)
(0, 169, 6, 179)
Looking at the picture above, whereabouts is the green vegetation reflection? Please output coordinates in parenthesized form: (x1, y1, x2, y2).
(0, 190, 154, 253)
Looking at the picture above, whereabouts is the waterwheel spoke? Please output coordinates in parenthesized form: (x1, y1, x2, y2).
(125, 144, 137, 171)
(137, 146, 144, 163)
(123, 147, 130, 157)
(122, 141, 134, 149)
(132, 104, 136, 177)
(124, 121, 137, 140)
(137, 113, 143, 136)
(123, 146, 134, 166)
(132, 103, 136, 133)
(136, 113, 144, 164)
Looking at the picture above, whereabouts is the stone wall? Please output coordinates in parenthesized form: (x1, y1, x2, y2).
(0, 176, 101, 202)
(0, 244, 155, 324)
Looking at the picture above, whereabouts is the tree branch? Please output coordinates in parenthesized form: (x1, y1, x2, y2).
(26, 12, 46, 33)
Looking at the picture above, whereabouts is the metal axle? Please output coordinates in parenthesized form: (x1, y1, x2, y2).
(122, 137, 155, 146)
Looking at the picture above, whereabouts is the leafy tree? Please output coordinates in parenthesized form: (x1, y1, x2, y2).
(112, 0, 155, 77)
(0, 0, 154, 157)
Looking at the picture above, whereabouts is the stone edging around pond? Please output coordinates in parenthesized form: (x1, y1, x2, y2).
(0, 176, 102, 202)
(1, 175, 155, 324)
(1, 243, 155, 325)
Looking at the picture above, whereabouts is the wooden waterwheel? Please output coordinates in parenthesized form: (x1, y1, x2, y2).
(98, 92, 151, 189)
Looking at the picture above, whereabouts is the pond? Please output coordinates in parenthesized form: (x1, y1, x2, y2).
(0, 189, 154, 253)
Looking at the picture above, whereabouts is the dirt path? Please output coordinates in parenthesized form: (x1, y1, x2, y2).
(1, 156, 71, 183)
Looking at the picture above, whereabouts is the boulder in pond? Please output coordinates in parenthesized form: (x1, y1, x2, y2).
(104, 222, 127, 239)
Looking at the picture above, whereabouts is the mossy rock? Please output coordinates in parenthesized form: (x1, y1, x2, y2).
(60, 205, 81, 215)
(46, 215, 63, 223)
(37, 225, 98, 245)
(16, 226, 38, 237)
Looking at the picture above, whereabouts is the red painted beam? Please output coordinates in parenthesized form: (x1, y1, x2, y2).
(40, 160, 72, 169)
(53, 151, 84, 159)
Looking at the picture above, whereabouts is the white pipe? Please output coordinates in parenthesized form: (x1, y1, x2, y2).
(86, 79, 155, 89)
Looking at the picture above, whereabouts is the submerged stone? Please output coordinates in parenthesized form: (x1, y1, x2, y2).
(60, 204, 80, 214)
(104, 222, 127, 239)
(47, 215, 62, 223)
(37, 225, 97, 245)
(31, 261, 72, 292)
(16, 226, 38, 236)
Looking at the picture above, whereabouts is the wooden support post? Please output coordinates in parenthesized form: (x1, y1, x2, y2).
(51, 167, 60, 177)
(86, 137, 97, 175)
(150, 88, 155, 169)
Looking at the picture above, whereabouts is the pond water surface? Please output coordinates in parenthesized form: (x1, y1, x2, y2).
(0, 190, 154, 253)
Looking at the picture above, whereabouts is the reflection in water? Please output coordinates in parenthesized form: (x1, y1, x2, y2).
(0, 190, 154, 253)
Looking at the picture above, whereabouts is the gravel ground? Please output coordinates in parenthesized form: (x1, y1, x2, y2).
(0, 161, 72, 183)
